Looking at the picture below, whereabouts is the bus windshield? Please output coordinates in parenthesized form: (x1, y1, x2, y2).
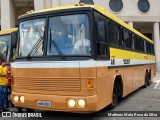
(19, 18, 46, 57)
(47, 14, 91, 56)
(0, 35, 11, 61)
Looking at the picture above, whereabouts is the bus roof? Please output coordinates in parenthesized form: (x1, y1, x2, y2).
(0, 28, 17, 36)
(20, 4, 153, 43)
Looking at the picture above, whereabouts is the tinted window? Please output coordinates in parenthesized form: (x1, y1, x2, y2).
(95, 12, 109, 58)
(151, 44, 155, 54)
(138, 37, 144, 52)
(146, 42, 151, 53)
(123, 28, 131, 49)
(96, 21, 106, 42)
(133, 36, 139, 50)
(109, 22, 121, 46)
(97, 43, 108, 57)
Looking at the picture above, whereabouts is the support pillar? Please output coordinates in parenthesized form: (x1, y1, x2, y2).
(1, 0, 15, 30)
(34, 0, 52, 11)
(128, 22, 133, 28)
(34, 0, 44, 11)
(52, 0, 60, 7)
(153, 22, 160, 72)
(60, 0, 71, 6)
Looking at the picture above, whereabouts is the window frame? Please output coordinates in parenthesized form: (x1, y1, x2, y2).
(109, 20, 123, 48)
(122, 27, 132, 50)
(94, 10, 110, 60)
(47, 13, 91, 57)
(16, 9, 94, 61)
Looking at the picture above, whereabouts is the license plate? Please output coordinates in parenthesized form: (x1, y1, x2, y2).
(38, 101, 52, 107)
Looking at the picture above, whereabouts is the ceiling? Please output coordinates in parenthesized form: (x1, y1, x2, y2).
(13, 0, 34, 11)
(12, 0, 34, 17)
(134, 22, 153, 32)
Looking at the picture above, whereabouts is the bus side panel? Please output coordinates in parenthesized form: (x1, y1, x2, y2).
(123, 67, 133, 96)
(123, 65, 145, 97)
(150, 64, 156, 80)
(96, 63, 155, 111)
(96, 66, 123, 111)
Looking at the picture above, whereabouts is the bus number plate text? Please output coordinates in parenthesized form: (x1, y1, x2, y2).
(123, 59, 130, 64)
(38, 101, 52, 107)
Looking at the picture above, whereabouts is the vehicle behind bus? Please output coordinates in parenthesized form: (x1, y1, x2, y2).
(0, 28, 17, 62)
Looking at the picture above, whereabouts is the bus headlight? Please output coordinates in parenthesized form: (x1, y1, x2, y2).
(13, 96, 19, 103)
(67, 99, 76, 108)
(77, 99, 86, 108)
(20, 96, 25, 103)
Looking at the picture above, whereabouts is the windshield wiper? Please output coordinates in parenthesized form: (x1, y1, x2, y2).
(49, 29, 66, 59)
(27, 37, 44, 59)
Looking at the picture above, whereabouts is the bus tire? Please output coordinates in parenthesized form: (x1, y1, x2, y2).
(143, 73, 149, 88)
(148, 71, 152, 86)
(26, 108, 34, 113)
(108, 81, 119, 110)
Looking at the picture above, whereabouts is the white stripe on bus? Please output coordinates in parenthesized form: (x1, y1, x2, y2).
(11, 59, 155, 68)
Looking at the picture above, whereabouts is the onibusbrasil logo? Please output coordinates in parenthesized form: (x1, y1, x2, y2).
(2, 112, 42, 118)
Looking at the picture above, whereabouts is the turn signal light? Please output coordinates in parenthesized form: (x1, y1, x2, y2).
(86, 79, 93, 88)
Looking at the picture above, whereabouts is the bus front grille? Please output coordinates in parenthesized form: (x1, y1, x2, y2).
(15, 77, 80, 91)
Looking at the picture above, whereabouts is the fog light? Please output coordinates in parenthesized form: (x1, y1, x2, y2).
(68, 99, 76, 108)
(13, 96, 19, 103)
(20, 96, 25, 103)
(77, 99, 86, 108)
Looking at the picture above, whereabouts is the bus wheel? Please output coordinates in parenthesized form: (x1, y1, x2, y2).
(148, 79, 151, 86)
(108, 82, 118, 110)
(147, 73, 152, 86)
(26, 108, 34, 113)
(143, 74, 149, 88)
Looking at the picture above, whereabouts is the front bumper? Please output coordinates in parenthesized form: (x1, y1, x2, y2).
(11, 92, 98, 113)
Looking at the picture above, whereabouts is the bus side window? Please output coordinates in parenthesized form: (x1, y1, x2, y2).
(133, 35, 139, 51)
(96, 21, 107, 57)
(144, 40, 147, 53)
(96, 21, 106, 42)
(137, 37, 144, 52)
(123, 28, 131, 49)
(11, 32, 18, 61)
(146, 42, 152, 54)
(151, 44, 155, 54)
(109, 21, 121, 47)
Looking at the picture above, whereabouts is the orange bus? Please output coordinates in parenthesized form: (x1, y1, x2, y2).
(11, 4, 155, 113)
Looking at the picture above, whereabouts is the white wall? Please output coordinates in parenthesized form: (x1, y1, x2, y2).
(105, 0, 160, 22)
(34, 0, 52, 11)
